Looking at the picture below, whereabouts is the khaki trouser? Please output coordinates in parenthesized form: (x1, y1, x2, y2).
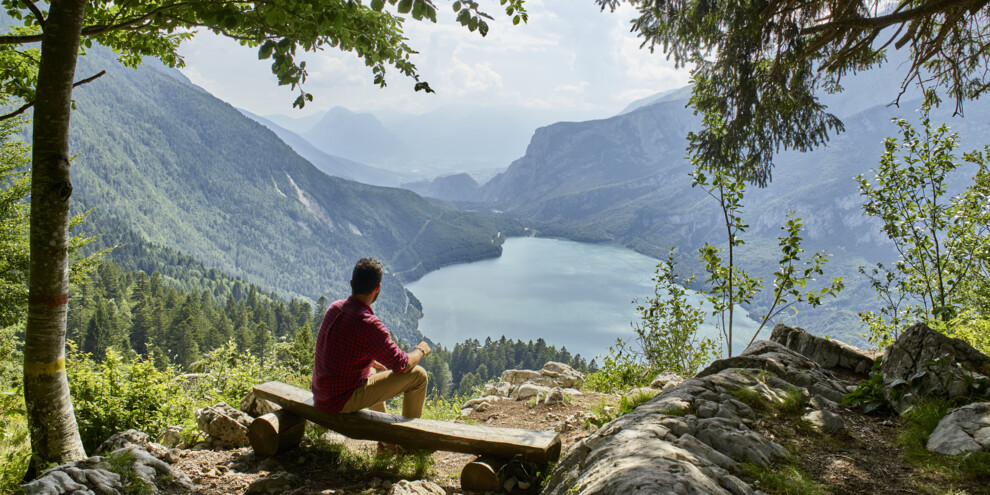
(339, 365, 428, 418)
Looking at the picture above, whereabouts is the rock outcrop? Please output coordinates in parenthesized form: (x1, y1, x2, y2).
(542, 341, 853, 495)
(882, 323, 990, 412)
(387, 480, 447, 495)
(927, 402, 990, 455)
(196, 402, 254, 447)
(465, 362, 585, 414)
(21, 430, 192, 495)
(770, 323, 875, 375)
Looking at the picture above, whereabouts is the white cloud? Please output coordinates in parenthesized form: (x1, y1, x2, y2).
(176, 0, 692, 118)
(439, 58, 505, 96)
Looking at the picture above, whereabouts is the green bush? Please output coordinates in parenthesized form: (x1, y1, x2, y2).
(584, 339, 650, 392)
(67, 344, 192, 453)
(0, 388, 28, 495)
(185, 340, 308, 408)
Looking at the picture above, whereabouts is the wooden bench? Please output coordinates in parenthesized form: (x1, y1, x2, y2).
(248, 381, 561, 490)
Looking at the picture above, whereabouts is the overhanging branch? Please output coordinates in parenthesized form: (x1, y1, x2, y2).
(0, 70, 106, 121)
(20, 0, 46, 26)
(802, 0, 987, 35)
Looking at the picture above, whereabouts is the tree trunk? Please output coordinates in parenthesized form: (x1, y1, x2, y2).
(23, 0, 89, 476)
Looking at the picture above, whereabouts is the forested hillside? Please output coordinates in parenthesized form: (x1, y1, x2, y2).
(64, 46, 522, 343)
(64, 257, 591, 396)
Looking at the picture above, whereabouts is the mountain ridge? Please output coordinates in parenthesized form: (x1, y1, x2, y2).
(66, 45, 521, 342)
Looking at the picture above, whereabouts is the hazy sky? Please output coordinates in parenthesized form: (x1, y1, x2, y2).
(176, 0, 691, 120)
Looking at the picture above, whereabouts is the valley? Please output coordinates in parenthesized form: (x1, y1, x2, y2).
(62, 41, 990, 352)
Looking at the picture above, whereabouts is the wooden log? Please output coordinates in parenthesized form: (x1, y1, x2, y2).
(248, 409, 306, 456)
(461, 456, 505, 492)
(252, 381, 561, 464)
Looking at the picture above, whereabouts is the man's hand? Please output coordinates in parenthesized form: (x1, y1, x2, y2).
(372, 361, 387, 371)
(414, 341, 431, 356)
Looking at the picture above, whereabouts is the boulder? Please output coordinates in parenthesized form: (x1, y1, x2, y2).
(651, 372, 686, 391)
(927, 402, 990, 455)
(94, 429, 151, 455)
(462, 395, 500, 410)
(500, 369, 542, 385)
(21, 447, 193, 495)
(246, 471, 298, 494)
(882, 323, 990, 412)
(516, 383, 551, 400)
(770, 323, 875, 375)
(387, 480, 446, 495)
(545, 388, 566, 405)
(196, 402, 254, 446)
(541, 341, 846, 495)
(482, 381, 512, 397)
(542, 362, 585, 388)
(802, 409, 845, 434)
(157, 425, 184, 449)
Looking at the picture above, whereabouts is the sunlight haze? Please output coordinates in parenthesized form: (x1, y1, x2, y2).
(176, 0, 691, 119)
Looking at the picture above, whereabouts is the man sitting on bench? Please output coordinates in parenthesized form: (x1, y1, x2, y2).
(311, 257, 431, 420)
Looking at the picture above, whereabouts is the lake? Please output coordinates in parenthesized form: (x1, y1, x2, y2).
(406, 237, 760, 361)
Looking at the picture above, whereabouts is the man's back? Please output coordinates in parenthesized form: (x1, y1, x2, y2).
(311, 296, 408, 412)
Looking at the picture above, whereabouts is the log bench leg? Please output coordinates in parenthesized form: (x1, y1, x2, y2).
(248, 410, 306, 456)
(461, 456, 506, 492)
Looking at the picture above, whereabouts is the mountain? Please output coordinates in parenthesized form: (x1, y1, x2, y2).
(301, 107, 405, 165)
(66, 46, 522, 342)
(400, 173, 481, 202)
(262, 112, 326, 135)
(238, 110, 414, 187)
(265, 104, 602, 179)
(616, 86, 692, 116)
(480, 69, 990, 343)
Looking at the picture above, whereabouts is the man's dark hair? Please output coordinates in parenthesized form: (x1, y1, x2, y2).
(351, 258, 384, 295)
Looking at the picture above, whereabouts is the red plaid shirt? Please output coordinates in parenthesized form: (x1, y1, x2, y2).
(311, 296, 409, 412)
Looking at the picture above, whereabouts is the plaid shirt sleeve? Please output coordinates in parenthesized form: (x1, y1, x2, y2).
(361, 315, 409, 373)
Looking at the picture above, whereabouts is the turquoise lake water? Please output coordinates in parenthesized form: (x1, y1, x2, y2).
(406, 237, 760, 361)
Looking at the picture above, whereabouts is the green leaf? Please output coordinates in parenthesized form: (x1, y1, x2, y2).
(371, 0, 385, 11)
(397, 0, 412, 14)
(258, 41, 275, 60)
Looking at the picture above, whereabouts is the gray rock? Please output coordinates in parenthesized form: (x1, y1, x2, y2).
(882, 323, 990, 412)
(501, 369, 542, 385)
(802, 410, 845, 434)
(463, 395, 500, 409)
(541, 341, 859, 495)
(974, 427, 990, 448)
(482, 381, 513, 397)
(246, 471, 298, 494)
(94, 429, 150, 455)
(196, 402, 253, 446)
(769, 324, 875, 375)
(545, 388, 566, 405)
(542, 362, 584, 388)
(21, 446, 193, 495)
(516, 383, 551, 400)
(241, 391, 281, 417)
(157, 426, 184, 449)
(927, 402, 990, 455)
(651, 372, 686, 391)
(387, 479, 447, 495)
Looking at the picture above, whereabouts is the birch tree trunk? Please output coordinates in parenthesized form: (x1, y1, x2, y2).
(23, 0, 89, 475)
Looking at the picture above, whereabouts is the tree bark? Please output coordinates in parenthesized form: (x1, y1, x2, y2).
(23, 0, 89, 476)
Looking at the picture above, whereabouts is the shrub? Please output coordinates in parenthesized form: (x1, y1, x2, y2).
(67, 344, 192, 452)
(0, 389, 28, 495)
